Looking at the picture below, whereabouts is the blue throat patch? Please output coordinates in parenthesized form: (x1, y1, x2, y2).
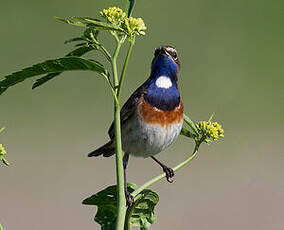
(144, 54, 180, 111)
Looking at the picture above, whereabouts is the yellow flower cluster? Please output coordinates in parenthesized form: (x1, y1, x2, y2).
(100, 7, 127, 26)
(100, 7, 146, 36)
(196, 121, 224, 143)
(124, 17, 146, 36)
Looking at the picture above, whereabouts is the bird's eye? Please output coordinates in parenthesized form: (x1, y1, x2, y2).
(172, 52, 178, 60)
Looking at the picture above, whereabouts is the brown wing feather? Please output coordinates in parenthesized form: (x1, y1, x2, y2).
(108, 82, 148, 139)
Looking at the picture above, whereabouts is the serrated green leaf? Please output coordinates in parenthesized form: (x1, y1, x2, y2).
(74, 17, 125, 32)
(32, 45, 98, 89)
(183, 114, 199, 136)
(83, 184, 158, 229)
(0, 57, 107, 94)
(83, 183, 137, 228)
(128, 189, 159, 228)
(83, 183, 137, 206)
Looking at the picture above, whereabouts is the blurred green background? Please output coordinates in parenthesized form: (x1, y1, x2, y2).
(1, 0, 283, 229)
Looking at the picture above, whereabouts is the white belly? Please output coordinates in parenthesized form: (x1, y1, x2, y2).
(121, 115, 183, 158)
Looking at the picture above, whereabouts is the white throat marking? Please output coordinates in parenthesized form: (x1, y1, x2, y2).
(155, 76, 172, 89)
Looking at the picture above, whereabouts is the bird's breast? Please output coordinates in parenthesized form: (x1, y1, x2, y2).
(120, 97, 183, 157)
(138, 97, 184, 127)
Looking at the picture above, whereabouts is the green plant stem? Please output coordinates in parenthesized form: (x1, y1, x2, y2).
(117, 38, 135, 98)
(111, 37, 127, 230)
(124, 195, 138, 230)
(102, 73, 119, 104)
(99, 44, 112, 62)
(124, 213, 132, 230)
(131, 143, 201, 198)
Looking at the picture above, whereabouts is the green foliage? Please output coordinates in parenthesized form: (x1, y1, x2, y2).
(0, 223, 3, 230)
(0, 128, 9, 166)
(183, 114, 199, 136)
(32, 45, 98, 89)
(0, 2, 224, 229)
(0, 57, 107, 94)
(56, 16, 124, 32)
(83, 183, 159, 229)
(180, 127, 196, 139)
(127, 189, 158, 229)
(127, 0, 136, 17)
(0, 6, 146, 95)
(82, 184, 134, 228)
(181, 114, 224, 145)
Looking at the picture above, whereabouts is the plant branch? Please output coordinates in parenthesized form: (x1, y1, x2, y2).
(99, 45, 112, 62)
(102, 73, 119, 105)
(117, 38, 135, 98)
(131, 142, 201, 198)
(111, 39, 127, 230)
(90, 32, 112, 62)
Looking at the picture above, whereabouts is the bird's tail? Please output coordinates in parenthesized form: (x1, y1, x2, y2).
(88, 141, 115, 157)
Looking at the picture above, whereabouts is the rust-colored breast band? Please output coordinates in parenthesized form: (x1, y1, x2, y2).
(138, 97, 184, 127)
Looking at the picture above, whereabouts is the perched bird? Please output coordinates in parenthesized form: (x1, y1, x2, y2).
(88, 45, 183, 203)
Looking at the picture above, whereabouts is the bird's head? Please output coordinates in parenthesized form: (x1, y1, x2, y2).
(151, 45, 180, 79)
(144, 46, 181, 111)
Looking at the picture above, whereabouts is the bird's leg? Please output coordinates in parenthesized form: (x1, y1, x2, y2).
(123, 153, 134, 207)
(151, 156, 175, 183)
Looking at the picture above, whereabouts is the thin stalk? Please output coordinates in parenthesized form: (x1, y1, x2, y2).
(102, 73, 119, 105)
(131, 143, 201, 198)
(124, 194, 138, 230)
(111, 38, 127, 230)
(90, 32, 112, 62)
(124, 211, 132, 230)
(99, 44, 112, 62)
(117, 38, 135, 98)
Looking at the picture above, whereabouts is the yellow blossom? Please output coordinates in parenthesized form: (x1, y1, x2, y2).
(196, 121, 224, 143)
(100, 7, 127, 26)
(124, 17, 147, 36)
(100, 6, 146, 37)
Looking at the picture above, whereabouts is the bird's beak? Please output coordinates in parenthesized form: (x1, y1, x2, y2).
(160, 47, 170, 57)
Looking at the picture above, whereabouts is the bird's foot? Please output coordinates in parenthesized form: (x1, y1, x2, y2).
(125, 192, 135, 207)
(162, 165, 175, 183)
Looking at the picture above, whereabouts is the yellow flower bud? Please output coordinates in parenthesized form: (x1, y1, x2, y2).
(196, 120, 224, 143)
(100, 7, 127, 26)
(124, 17, 146, 36)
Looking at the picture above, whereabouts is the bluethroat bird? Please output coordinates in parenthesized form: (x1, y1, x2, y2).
(88, 45, 183, 204)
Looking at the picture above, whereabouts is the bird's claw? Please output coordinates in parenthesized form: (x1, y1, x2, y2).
(162, 166, 175, 183)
